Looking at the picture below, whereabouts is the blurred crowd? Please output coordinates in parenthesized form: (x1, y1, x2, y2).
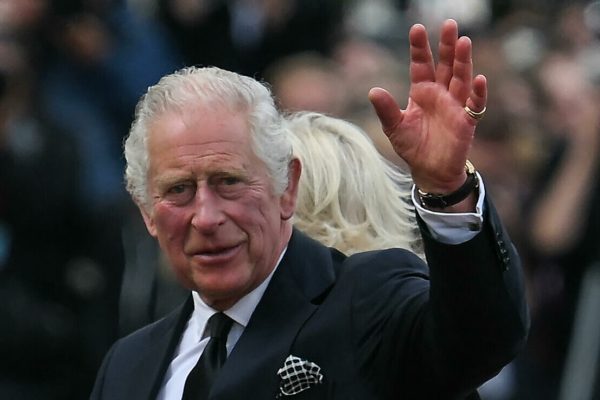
(1, 0, 599, 399)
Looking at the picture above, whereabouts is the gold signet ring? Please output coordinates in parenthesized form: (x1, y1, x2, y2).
(464, 105, 486, 120)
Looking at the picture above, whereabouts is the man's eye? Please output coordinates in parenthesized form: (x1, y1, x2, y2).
(221, 176, 241, 186)
(168, 184, 187, 194)
(212, 175, 245, 198)
(163, 183, 195, 204)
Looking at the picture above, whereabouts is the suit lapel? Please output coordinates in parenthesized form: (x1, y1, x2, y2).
(211, 229, 339, 399)
(124, 296, 193, 400)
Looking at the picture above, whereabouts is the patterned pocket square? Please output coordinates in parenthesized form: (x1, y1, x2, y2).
(276, 355, 323, 397)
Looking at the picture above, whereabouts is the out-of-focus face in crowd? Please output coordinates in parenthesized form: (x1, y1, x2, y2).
(0, 0, 47, 34)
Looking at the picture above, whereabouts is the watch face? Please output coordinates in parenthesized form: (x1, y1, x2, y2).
(465, 160, 476, 175)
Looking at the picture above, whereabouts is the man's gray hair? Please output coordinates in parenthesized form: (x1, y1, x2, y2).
(124, 66, 293, 208)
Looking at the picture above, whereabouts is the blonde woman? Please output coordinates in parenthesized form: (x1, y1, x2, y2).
(287, 111, 423, 258)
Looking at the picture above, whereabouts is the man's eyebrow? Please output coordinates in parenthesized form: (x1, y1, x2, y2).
(211, 169, 247, 178)
(154, 173, 194, 187)
(153, 167, 247, 186)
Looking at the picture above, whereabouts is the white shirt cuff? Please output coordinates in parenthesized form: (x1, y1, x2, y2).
(412, 172, 486, 245)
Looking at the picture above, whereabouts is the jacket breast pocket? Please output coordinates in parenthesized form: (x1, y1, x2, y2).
(276, 379, 334, 400)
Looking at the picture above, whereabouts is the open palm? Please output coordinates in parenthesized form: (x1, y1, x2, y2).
(369, 19, 487, 195)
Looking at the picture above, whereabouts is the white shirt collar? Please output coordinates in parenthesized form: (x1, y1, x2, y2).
(190, 246, 287, 337)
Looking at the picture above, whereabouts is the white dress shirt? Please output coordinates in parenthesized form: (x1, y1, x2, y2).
(157, 177, 487, 398)
(156, 251, 284, 400)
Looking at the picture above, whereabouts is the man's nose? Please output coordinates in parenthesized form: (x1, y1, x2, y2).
(190, 186, 226, 233)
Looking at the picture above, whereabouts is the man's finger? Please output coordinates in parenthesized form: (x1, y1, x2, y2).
(465, 75, 488, 124)
(435, 19, 458, 88)
(368, 87, 403, 137)
(409, 24, 435, 84)
(448, 36, 473, 104)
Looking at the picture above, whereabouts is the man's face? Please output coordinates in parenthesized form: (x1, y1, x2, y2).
(141, 105, 298, 310)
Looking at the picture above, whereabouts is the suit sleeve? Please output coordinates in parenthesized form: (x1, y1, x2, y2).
(412, 194, 530, 396)
(349, 193, 529, 399)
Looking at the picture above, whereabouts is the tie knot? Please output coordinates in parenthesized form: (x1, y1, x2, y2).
(206, 312, 233, 340)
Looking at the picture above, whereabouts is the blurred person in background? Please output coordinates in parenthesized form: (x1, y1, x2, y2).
(463, 3, 600, 398)
(265, 52, 349, 118)
(526, 49, 600, 400)
(331, 37, 411, 167)
(155, 0, 344, 78)
(0, 34, 124, 400)
(265, 39, 411, 168)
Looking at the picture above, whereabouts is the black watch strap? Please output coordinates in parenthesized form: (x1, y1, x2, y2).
(417, 160, 479, 209)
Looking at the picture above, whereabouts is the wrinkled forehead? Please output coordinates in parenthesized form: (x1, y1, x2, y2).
(147, 103, 252, 147)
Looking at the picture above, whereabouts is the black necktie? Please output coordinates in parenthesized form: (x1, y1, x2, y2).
(182, 312, 234, 400)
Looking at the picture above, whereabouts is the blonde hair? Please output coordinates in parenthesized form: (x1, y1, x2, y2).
(287, 112, 423, 257)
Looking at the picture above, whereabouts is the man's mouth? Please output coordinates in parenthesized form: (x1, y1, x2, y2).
(189, 243, 243, 265)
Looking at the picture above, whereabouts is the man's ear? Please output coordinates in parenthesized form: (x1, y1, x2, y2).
(280, 158, 301, 220)
(139, 203, 158, 238)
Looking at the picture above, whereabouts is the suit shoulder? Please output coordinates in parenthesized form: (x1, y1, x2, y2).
(345, 248, 428, 276)
(337, 248, 429, 295)
(113, 298, 190, 353)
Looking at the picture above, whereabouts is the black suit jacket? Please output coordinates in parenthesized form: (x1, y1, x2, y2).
(91, 197, 528, 399)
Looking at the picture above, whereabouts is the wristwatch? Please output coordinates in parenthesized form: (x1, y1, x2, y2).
(417, 160, 479, 209)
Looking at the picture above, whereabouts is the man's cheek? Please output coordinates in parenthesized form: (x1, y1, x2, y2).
(154, 205, 189, 231)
